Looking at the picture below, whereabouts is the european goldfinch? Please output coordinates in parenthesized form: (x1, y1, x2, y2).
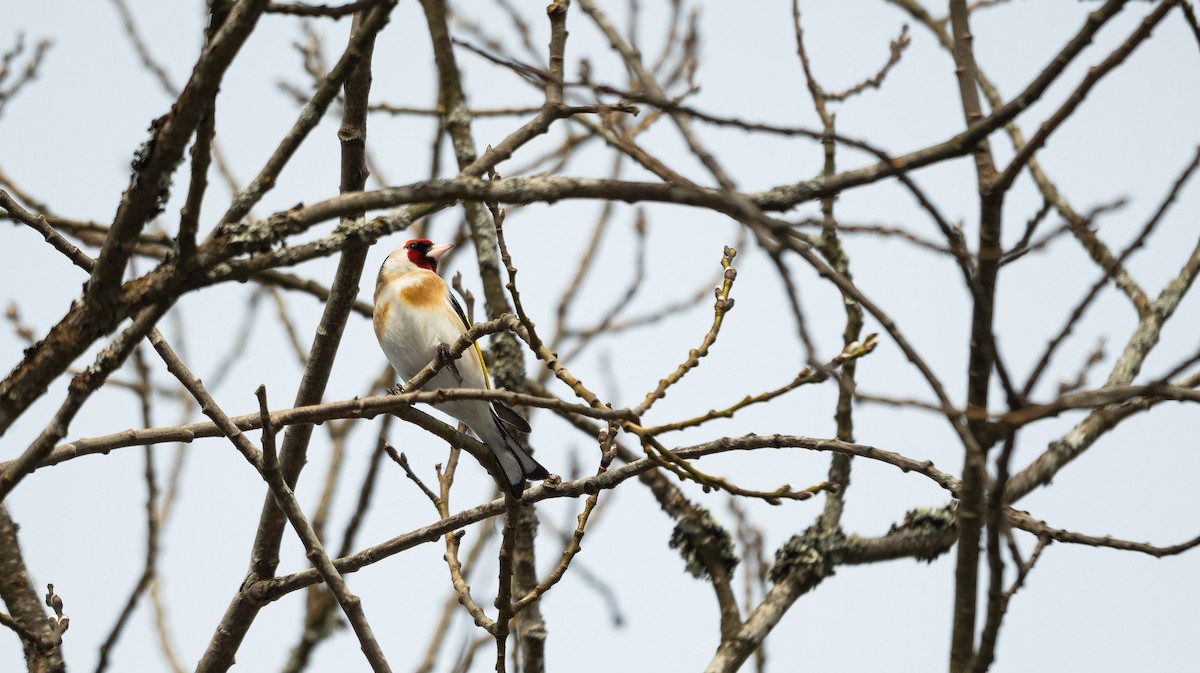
(373, 239, 550, 497)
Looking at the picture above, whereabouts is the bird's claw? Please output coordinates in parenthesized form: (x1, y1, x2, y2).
(387, 383, 403, 396)
(437, 343, 463, 384)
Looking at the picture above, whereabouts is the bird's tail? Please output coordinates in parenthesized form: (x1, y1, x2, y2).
(482, 411, 549, 498)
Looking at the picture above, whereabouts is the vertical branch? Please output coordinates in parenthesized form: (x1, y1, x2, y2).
(509, 500, 546, 671)
(336, 10, 375, 199)
(892, 0, 1146, 318)
(493, 497, 520, 673)
(969, 431, 1017, 673)
(241, 74, 370, 594)
(544, 0, 569, 107)
(791, 0, 862, 532)
(176, 103, 216, 264)
(174, 0, 233, 264)
(948, 1, 1003, 670)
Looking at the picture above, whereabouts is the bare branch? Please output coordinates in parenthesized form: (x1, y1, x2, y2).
(1008, 509, 1200, 558)
(267, 0, 383, 18)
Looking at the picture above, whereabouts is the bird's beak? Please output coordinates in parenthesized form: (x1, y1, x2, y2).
(427, 244, 453, 260)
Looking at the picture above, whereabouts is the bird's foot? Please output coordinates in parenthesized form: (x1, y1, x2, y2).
(387, 383, 403, 395)
(437, 343, 463, 384)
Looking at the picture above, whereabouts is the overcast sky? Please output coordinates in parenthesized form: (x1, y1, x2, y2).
(2, 1, 1198, 672)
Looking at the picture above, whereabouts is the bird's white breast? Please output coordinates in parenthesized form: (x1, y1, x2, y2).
(375, 271, 488, 392)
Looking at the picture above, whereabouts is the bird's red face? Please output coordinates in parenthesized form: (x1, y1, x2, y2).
(403, 239, 453, 272)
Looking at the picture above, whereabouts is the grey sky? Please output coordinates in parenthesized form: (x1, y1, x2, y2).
(2, 1, 1198, 671)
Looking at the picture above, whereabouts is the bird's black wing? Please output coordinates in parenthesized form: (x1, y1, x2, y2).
(447, 290, 471, 331)
(448, 289, 531, 433)
(493, 402, 532, 433)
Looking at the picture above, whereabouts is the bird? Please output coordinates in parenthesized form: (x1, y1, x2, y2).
(373, 238, 550, 497)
